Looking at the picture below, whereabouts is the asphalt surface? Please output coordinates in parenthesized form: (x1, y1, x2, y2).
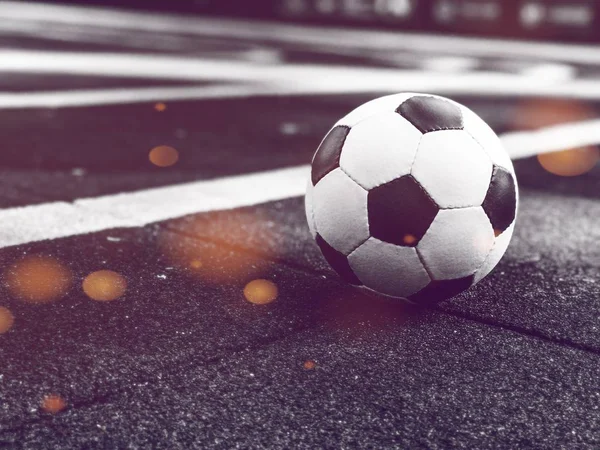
(0, 189, 599, 448)
(0, 7, 599, 449)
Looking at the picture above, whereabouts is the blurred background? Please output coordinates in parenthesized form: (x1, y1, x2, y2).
(0, 0, 598, 197)
(32, 0, 600, 42)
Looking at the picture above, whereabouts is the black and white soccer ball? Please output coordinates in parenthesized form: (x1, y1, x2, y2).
(305, 93, 518, 304)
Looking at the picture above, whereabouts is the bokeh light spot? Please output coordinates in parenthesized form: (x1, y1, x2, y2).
(513, 98, 595, 130)
(513, 99, 600, 177)
(303, 360, 316, 370)
(83, 270, 127, 302)
(0, 307, 14, 334)
(149, 146, 179, 167)
(190, 259, 203, 269)
(157, 212, 273, 285)
(41, 394, 66, 414)
(243, 279, 278, 305)
(537, 147, 599, 177)
(4, 255, 73, 303)
(403, 234, 417, 245)
(154, 102, 167, 112)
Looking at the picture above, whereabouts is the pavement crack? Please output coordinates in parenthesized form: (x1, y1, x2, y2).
(439, 308, 600, 358)
(163, 221, 600, 359)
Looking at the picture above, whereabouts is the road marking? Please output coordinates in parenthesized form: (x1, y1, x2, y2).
(4, 50, 600, 106)
(0, 166, 310, 249)
(7, 78, 600, 110)
(6, 72, 600, 110)
(0, 118, 596, 249)
(501, 119, 600, 159)
(3, 1, 600, 65)
(0, 85, 276, 109)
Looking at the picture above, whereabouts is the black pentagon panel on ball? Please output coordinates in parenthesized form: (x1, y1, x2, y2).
(396, 96, 463, 134)
(408, 275, 475, 305)
(368, 175, 439, 246)
(482, 166, 517, 234)
(315, 234, 362, 285)
(311, 125, 350, 186)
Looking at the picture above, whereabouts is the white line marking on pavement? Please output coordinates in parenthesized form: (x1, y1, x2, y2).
(6, 73, 600, 110)
(0, 166, 310, 249)
(501, 119, 600, 159)
(0, 118, 595, 249)
(4, 50, 600, 105)
(0, 49, 556, 85)
(3, 1, 600, 65)
(0, 85, 275, 109)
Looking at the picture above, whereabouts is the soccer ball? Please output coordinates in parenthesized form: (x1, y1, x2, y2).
(305, 93, 518, 304)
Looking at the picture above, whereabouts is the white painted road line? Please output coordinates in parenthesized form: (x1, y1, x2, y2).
(0, 166, 310, 249)
(501, 119, 600, 159)
(4, 50, 600, 103)
(0, 49, 558, 86)
(0, 85, 278, 109)
(3, 1, 600, 65)
(0, 118, 596, 249)
(7, 73, 600, 110)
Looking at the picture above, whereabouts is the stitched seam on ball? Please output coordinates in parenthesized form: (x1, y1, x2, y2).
(307, 188, 316, 237)
(410, 173, 440, 213)
(458, 104, 465, 129)
(473, 208, 498, 276)
(355, 283, 412, 302)
(465, 127, 514, 174)
(346, 235, 370, 258)
(339, 164, 370, 193)
(312, 125, 349, 166)
(362, 283, 415, 302)
(484, 164, 499, 208)
(434, 131, 493, 210)
(327, 167, 370, 251)
(351, 110, 383, 128)
(423, 126, 463, 133)
(334, 125, 351, 169)
(475, 239, 497, 277)
(452, 165, 500, 220)
(408, 134, 424, 176)
(466, 131, 500, 210)
(415, 247, 434, 283)
(465, 129, 495, 167)
(440, 204, 478, 211)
